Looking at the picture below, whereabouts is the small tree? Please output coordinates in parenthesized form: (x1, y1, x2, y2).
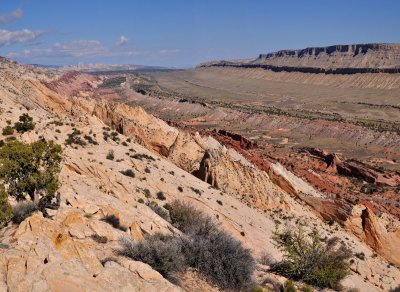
(14, 113, 35, 133)
(0, 139, 62, 201)
(271, 227, 352, 289)
(0, 184, 12, 227)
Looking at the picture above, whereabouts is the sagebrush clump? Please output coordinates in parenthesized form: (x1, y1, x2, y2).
(119, 200, 255, 289)
(119, 234, 186, 282)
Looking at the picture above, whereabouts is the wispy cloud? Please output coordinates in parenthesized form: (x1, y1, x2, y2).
(0, 29, 43, 47)
(52, 40, 106, 57)
(158, 49, 182, 55)
(116, 35, 128, 46)
(0, 8, 23, 24)
(7, 39, 145, 60)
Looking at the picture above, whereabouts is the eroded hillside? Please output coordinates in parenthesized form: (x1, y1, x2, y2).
(0, 58, 400, 291)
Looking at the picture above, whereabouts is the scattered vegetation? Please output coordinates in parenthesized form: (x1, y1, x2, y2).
(354, 252, 365, 260)
(284, 280, 296, 292)
(120, 169, 135, 177)
(0, 185, 12, 227)
(0, 140, 62, 201)
(98, 76, 126, 88)
(146, 201, 170, 221)
(119, 200, 255, 289)
(119, 234, 186, 282)
(101, 214, 127, 232)
(143, 189, 151, 198)
(110, 131, 120, 142)
(271, 227, 352, 289)
(190, 187, 202, 195)
(2, 126, 14, 135)
(84, 134, 99, 145)
(65, 128, 86, 146)
(106, 150, 115, 160)
(131, 153, 155, 161)
(14, 113, 35, 133)
(91, 234, 108, 244)
(156, 191, 166, 200)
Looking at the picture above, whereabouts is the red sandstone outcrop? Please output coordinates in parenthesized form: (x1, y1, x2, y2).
(298, 147, 400, 186)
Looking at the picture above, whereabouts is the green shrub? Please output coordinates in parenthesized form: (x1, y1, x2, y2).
(0, 140, 62, 201)
(2, 126, 14, 136)
(354, 252, 365, 260)
(156, 191, 166, 200)
(301, 284, 313, 292)
(284, 280, 296, 292)
(84, 135, 98, 145)
(106, 150, 115, 160)
(143, 189, 151, 198)
(120, 169, 135, 177)
(0, 185, 12, 227)
(65, 128, 86, 146)
(14, 113, 35, 133)
(271, 228, 352, 289)
(131, 153, 155, 161)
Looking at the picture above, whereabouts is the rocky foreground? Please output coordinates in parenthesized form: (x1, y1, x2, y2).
(0, 58, 400, 291)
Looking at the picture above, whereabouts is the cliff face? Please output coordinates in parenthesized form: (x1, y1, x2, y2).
(256, 43, 400, 69)
(200, 43, 400, 72)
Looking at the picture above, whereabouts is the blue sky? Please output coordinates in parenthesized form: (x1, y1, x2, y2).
(0, 0, 399, 67)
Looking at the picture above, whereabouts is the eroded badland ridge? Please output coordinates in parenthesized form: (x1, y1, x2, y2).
(0, 44, 399, 292)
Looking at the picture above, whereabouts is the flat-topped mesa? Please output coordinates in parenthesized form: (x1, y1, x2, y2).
(200, 43, 400, 73)
(255, 43, 400, 69)
(260, 43, 400, 59)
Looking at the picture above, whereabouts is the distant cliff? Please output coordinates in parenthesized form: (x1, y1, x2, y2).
(199, 43, 400, 74)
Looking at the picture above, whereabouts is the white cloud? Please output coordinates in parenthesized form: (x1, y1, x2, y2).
(116, 35, 128, 46)
(0, 29, 43, 47)
(0, 8, 23, 24)
(52, 40, 106, 57)
(158, 49, 182, 54)
(7, 39, 146, 60)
